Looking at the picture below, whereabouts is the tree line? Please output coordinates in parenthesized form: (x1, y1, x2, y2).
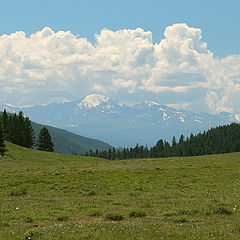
(87, 123, 240, 160)
(1, 109, 239, 160)
(0, 110, 54, 155)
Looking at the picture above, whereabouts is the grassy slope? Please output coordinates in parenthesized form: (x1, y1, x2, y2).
(1, 143, 240, 240)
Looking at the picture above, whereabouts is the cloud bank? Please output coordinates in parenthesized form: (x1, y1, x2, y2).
(0, 23, 240, 114)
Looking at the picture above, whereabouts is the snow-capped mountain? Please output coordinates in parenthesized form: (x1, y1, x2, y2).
(1, 94, 239, 146)
(77, 94, 123, 110)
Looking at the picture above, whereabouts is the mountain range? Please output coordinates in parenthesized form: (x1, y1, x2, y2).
(1, 94, 239, 147)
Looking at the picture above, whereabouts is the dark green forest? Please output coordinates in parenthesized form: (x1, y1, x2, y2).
(88, 123, 240, 160)
(0, 110, 34, 148)
(0, 110, 53, 152)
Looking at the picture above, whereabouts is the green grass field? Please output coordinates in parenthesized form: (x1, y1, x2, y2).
(1, 142, 240, 240)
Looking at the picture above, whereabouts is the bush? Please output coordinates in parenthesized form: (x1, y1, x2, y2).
(87, 208, 103, 217)
(78, 189, 96, 196)
(129, 209, 146, 218)
(24, 228, 42, 239)
(9, 188, 27, 196)
(57, 215, 69, 221)
(163, 211, 177, 217)
(105, 212, 124, 221)
(170, 216, 188, 223)
(213, 206, 232, 215)
(24, 216, 33, 223)
(87, 190, 96, 196)
(178, 208, 199, 215)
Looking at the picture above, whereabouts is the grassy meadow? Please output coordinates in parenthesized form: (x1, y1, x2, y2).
(1, 142, 240, 239)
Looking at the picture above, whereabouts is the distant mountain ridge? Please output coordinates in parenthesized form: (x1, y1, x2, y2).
(1, 94, 239, 147)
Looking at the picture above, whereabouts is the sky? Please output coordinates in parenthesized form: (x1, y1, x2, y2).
(0, 0, 240, 114)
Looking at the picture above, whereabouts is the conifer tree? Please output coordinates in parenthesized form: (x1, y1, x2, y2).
(10, 113, 19, 145)
(37, 127, 54, 152)
(17, 111, 26, 146)
(24, 117, 34, 148)
(107, 148, 112, 159)
(0, 125, 6, 156)
(1, 109, 10, 140)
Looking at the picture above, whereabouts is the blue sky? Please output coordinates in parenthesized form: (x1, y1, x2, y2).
(0, 0, 240, 115)
(1, 0, 239, 57)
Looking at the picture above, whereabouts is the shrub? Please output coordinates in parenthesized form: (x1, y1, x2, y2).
(78, 189, 96, 196)
(9, 188, 27, 196)
(87, 208, 103, 217)
(213, 206, 232, 215)
(129, 209, 146, 218)
(57, 215, 69, 221)
(24, 228, 42, 239)
(170, 216, 188, 223)
(87, 190, 96, 196)
(163, 211, 177, 217)
(24, 216, 33, 223)
(105, 212, 124, 221)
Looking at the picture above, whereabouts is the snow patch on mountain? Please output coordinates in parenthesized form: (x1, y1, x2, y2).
(143, 101, 160, 107)
(179, 116, 185, 123)
(163, 112, 168, 120)
(234, 114, 240, 121)
(78, 94, 111, 108)
(194, 119, 203, 124)
(76, 94, 123, 110)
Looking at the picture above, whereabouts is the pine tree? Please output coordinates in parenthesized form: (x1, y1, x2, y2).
(156, 139, 164, 157)
(177, 135, 184, 156)
(112, 147, 116, 160)
(171, 136, 177, 156)
(17, 111, 26, 146)
(143, 145, 149, 158)
(1, 109, 10, 140)
(0, 125, 6, 156)
(38, 127, 54, 152)
(23, 117, 34, 148)
(10, 113, 19, 145)
(108, 148, 112, 159)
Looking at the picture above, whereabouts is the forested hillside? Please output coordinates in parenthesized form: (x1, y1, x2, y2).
(31, 122, 112, 155)
(0, 110, 112, 155)
(90, 123, 240, 159)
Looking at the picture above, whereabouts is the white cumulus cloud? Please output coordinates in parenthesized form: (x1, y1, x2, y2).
(0, 24, 240, 114)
